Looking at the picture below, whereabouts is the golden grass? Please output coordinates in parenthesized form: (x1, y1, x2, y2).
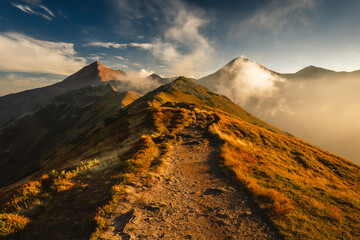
(0, 213, 30, 237)
(5, 180, 44, 213)
(209, 112, 360, 239)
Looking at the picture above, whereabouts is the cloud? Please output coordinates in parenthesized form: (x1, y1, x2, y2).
(138, 69, 154, 78)
(241, 0, 317, 33)
(111, 0, 214, 78)
(39, 5, 55, 17)
(11, 2, 56, 21)
(87, 54, 103, 61)
(83, 42, 155, 50)
(117, 64, 128, 68)
(129, 43, 154, 50)
(106, 68, 160, 94)
(263, 74, 360, 164)
(115, 56, 129, 62)
(83, 41, 127, 49)
(0, 32, 86, 75)
(209, 57, 288, 117)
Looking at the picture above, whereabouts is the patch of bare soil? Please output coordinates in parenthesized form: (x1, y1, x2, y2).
(104, 118, 280, 240)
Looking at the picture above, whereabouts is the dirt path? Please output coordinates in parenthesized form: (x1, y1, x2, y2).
(104, 119, 280, 239)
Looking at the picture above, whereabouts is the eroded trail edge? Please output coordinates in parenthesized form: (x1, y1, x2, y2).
(105, 114, 280, 240)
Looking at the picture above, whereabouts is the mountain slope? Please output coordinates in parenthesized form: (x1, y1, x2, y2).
(138, 76, 290, 136)
(0, 62, 126, 126)
(1, 77, 359, 240)
(0, 85, 141, 188)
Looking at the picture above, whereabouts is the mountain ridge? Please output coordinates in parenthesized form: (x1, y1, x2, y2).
(0, 75, 359, 239)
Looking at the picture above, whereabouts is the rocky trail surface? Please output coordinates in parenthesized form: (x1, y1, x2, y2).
(104, 116, 280, 240)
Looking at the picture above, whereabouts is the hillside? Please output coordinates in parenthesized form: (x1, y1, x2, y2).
(0, 85, 141, 188)
(1, 77, 359, 239)
(139, 77, 290, 136)
(0, 62, 127, 126)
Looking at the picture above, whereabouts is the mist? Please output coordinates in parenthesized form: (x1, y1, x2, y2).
(205, 61, 360, 164)
(265, 75, 360, 164)
(201, 57, 289, 117)
(109, 68, 161, 95)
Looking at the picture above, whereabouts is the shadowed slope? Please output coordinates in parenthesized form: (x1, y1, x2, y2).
(0, 85, 140, 187)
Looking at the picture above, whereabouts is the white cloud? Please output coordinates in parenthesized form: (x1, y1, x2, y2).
(129, 43, 154, 50)
(212, 57, 288, 117)
(138, 69, 154, 78)
(117, 64, 128, 68)
(0, 32, 86, 75)
(241, 0, 317, 33)
(115, 56, 129, 62)
(39, 5, 55, 17)
(110, 0, 213, 78)
(11, 2, 55, 21)
(87, 54, 103, 61)
(11, 3, 36, 14)
(83, 41, 128, 49)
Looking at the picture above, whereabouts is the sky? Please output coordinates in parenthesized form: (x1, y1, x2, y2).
(1, 0, 360, 95)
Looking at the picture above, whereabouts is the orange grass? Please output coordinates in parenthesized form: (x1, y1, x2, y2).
(209, 111, 360, 239)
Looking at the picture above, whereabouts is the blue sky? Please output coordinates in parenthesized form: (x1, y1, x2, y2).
(1, 0, 360, 95)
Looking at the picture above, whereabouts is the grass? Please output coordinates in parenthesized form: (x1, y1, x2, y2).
(0, 213, 30, 237)
(209, 111, 360, 239)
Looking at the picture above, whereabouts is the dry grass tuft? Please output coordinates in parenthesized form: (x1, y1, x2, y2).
(0, 213, 30, 237)
(6, 181, 42, 211)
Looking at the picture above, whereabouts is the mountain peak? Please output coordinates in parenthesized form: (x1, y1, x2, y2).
(295, 65, 336, 77)
(89, 60, 102, 66)
(226, 56, 253, 67)
(148, 73, 162, 78)
(61, 61, 125, 87)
